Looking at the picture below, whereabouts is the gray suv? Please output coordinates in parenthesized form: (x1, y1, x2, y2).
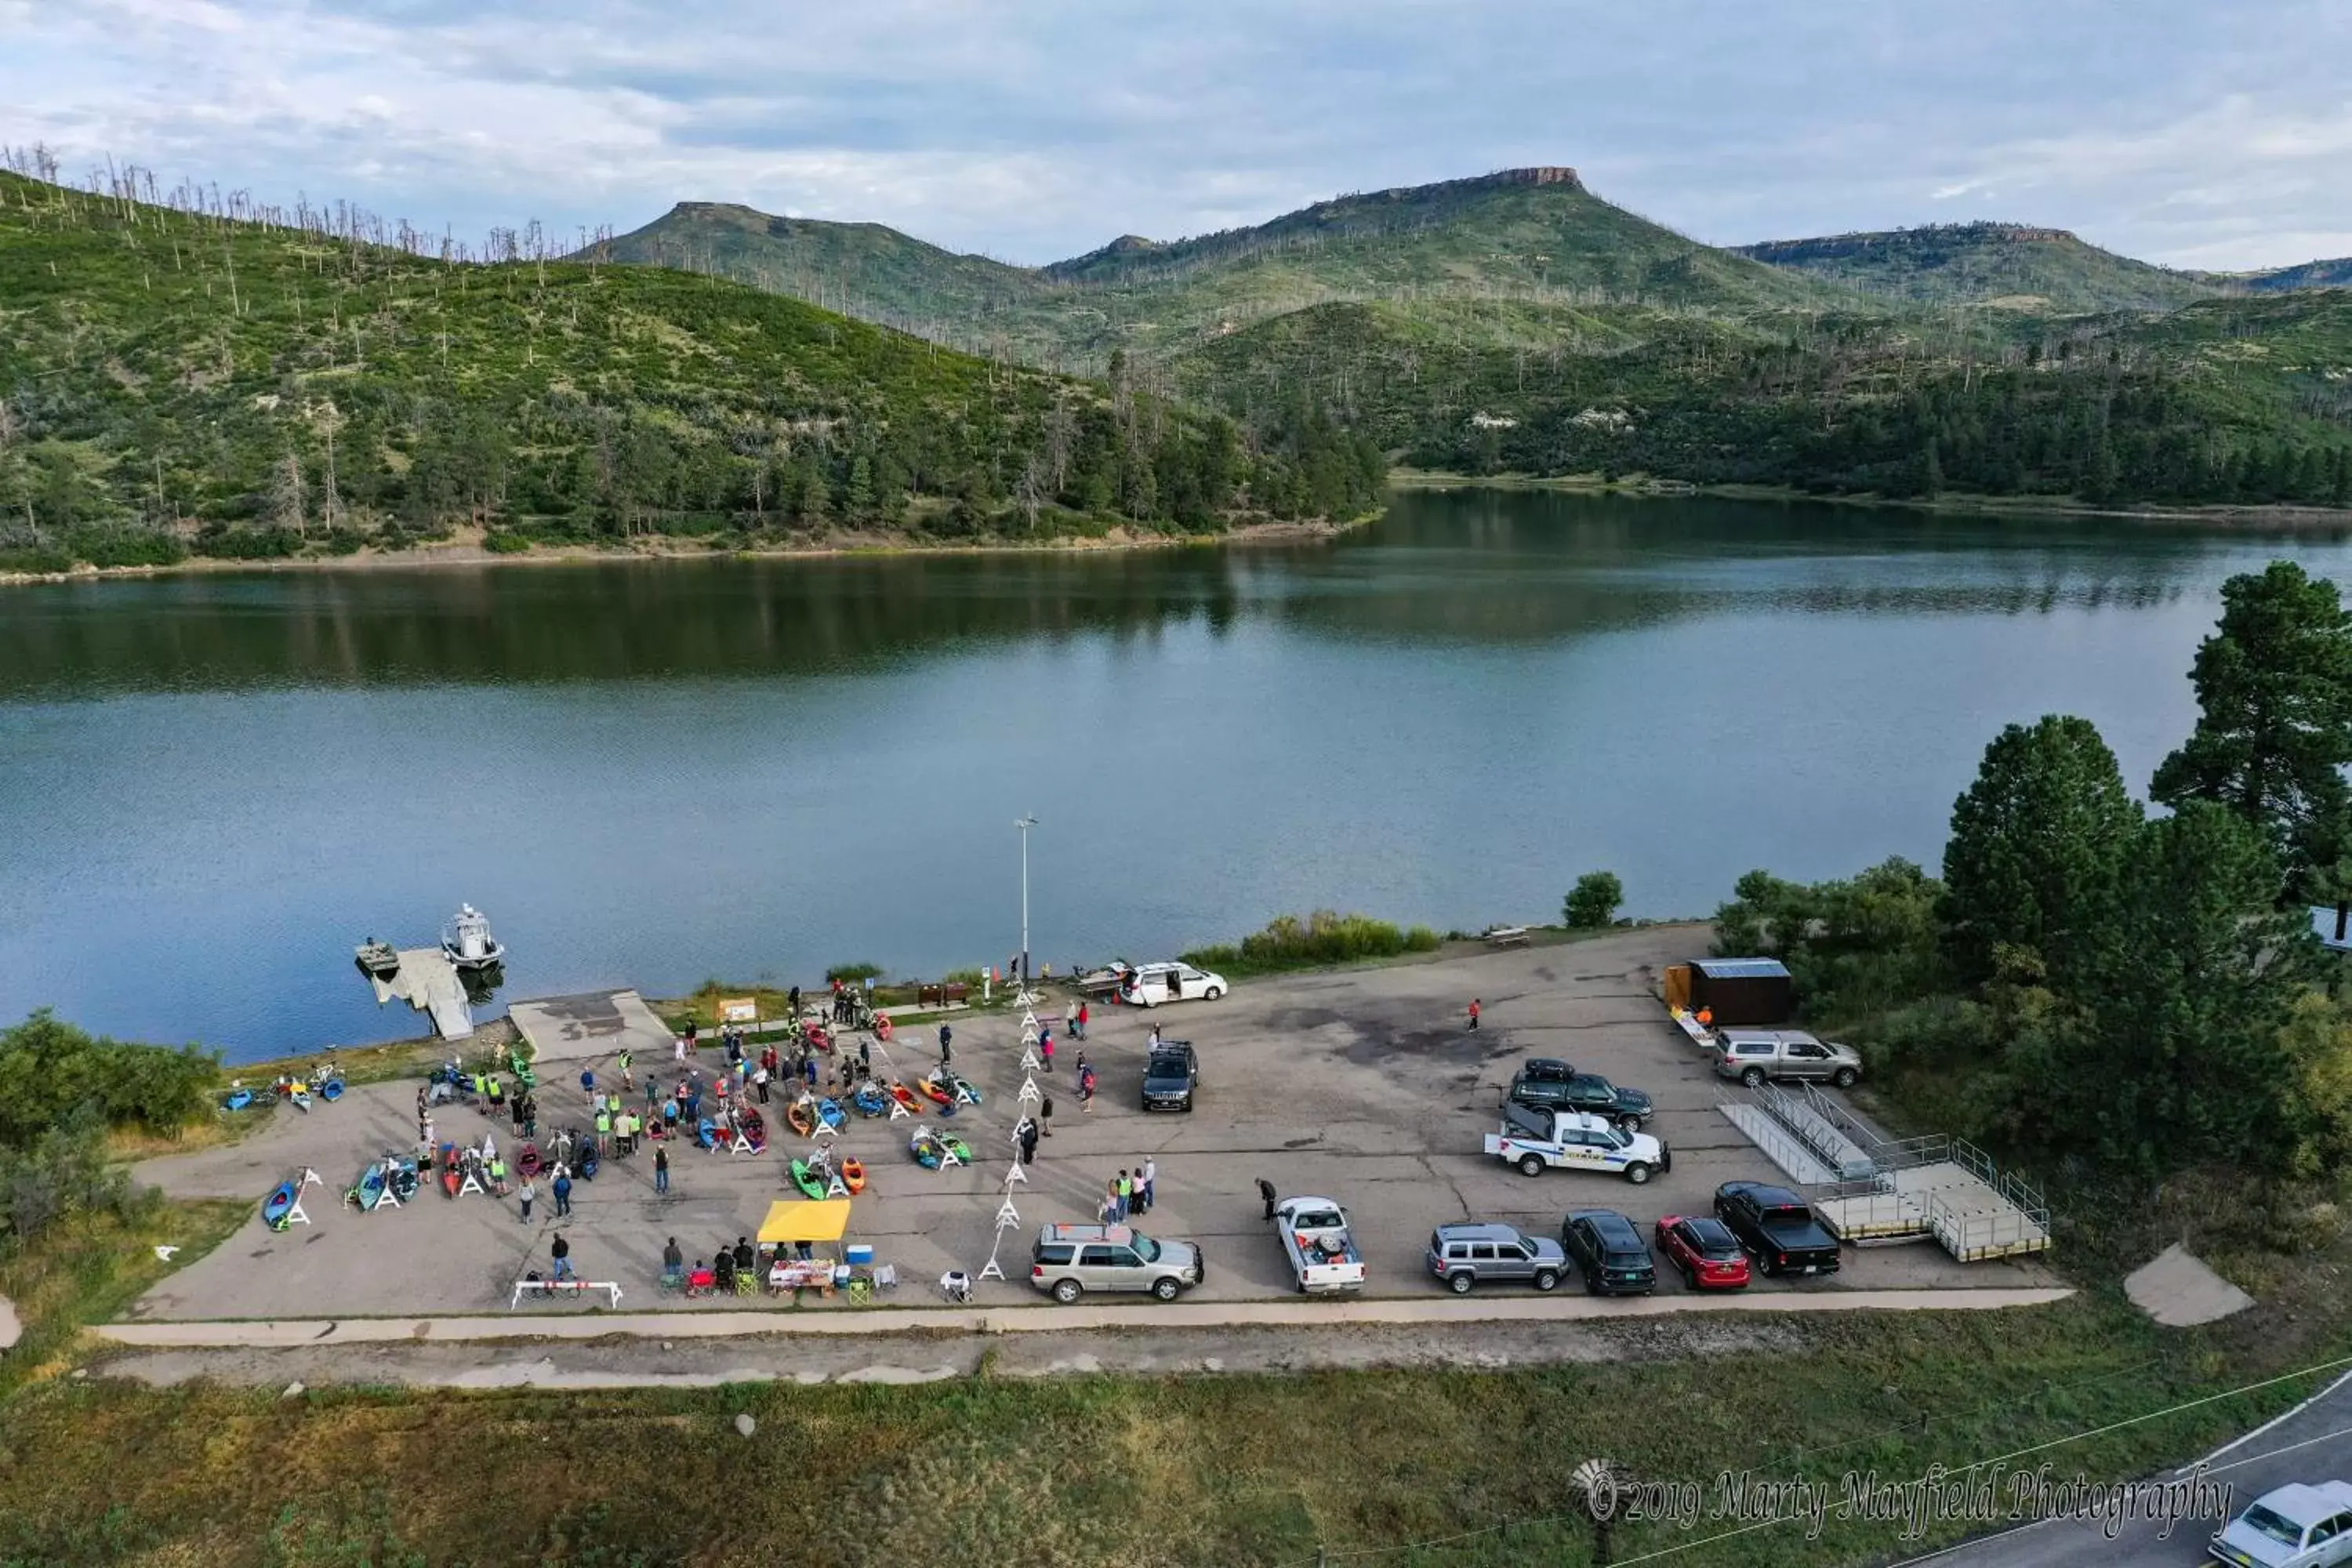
(1712, 1029, 1862, 1089)
(1425, 1222, 1566, 1294)
(1029, 1222, 1204, 1303)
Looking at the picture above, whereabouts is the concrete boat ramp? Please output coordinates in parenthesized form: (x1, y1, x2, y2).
(367, 948, 474, 1041)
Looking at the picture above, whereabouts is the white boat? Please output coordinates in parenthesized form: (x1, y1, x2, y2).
(441, 904, 506, 970)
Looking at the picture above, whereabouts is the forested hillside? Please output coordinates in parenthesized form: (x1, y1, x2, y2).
(0, 171, 1382, 573)
(1173, 292, 2352, 506)
(1733, 223, 2220, 313)
(601, 167, 1850, 371)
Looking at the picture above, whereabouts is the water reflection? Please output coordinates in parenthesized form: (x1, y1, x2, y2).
(0, 492, 2274, 699)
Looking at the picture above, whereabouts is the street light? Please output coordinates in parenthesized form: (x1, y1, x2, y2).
(1015, 815, 1039, 986)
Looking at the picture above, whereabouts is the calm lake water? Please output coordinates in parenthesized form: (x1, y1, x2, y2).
(6, 488, 2351, 1061)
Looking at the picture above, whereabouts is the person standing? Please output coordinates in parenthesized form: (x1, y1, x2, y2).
(1468, 998, 1482, 1031)
(1140, 1157, 1156, 1214)
(1063, 1000, 1077, 1039)
(1148, 1022, 1163, 1051)
(938, 1022, 953, 1067)
(857, 1037, 872, 1078)
(579, 1066, 597, 1106)
(803, 1053, 818, 1090)
(517, 1176, 535, 1222)
(510, 1090, 525, 1134)
(753, 1064, 771, 1104)
(1115, 1169, 1132, 1221)
(1018, 1117, 1040, 1166)
(1040, 1030, 1054, 1073)
(619, 1047, 634, 1090)
(1105, 1177, 1123, 1224)
(552, 1167, 573, 1218)
(1079, 1062, 1097, 1112)
(550, 1231, 574, 1283)
(662, 1236, 684, 1286)
(1040, 1091, 1054, 1138)
(788, 985, 802, 1022)
(1258, 1178, 1278, 1221)
(1076, 1000, 1089, 1040)
(654, 1145, 670, 1195)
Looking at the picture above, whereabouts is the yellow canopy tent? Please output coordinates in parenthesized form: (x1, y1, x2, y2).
(757, 1197, 852, 1247)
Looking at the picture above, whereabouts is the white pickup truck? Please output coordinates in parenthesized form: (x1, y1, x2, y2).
(1274, 1195, 1368, 1294)
(1485, 1103, 1672, 1185)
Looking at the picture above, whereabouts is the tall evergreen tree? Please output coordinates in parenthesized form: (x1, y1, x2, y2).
(1939, 715, 2142, 985)
(2152, 562, 2352, 898)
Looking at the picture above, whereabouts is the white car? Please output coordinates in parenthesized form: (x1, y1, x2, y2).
(1123, 961, 1227, 1007)
(1484, 1105, 1672, 1185)
(2212, 1482, 2352, 1567)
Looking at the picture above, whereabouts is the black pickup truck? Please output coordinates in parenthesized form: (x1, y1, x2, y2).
(1142, 1042, 1199, 1112)
(1713, 1181, 1842, 1278)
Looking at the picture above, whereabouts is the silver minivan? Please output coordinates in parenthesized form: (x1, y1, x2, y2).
(1030, 1222, 1205, 1302)
(1712, 1029, 1862, 1088)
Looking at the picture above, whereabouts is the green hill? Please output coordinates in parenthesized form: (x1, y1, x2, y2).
(1174, 290, 2352, 508)
(603, 167, 1863, 371)
(0, 172, 1381, 572)
(1733, 223, 2221, 314)
(2209, 256, 2352, 294)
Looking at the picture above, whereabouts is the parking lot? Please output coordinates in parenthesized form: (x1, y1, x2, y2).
(129, 925, 2055, 1322)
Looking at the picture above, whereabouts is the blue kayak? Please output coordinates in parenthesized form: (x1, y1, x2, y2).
(321, 1076, 346, 1102)
(223, 1087, 254, 1112)
(356, 1163, 388, 1210)
(262, 1178, 298, 1229)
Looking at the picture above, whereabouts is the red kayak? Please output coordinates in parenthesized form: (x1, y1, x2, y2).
(888, 1080, 922, 1112)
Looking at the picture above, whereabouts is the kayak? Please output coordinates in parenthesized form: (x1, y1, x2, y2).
(737, 1109, 769, 1153)
(786, 1101, 817, 1138)
(852, 1083, 887, 1117)
(887, 1081, 923, 1113)
(321, 1075, 346, 1103)
(939, 1134, 974, 1165)
(789, 1158, 829, 1200)
(840, 1155, 867, 1194)
(909, 1132, 944, 1170)
(816, 1098, 845, 1131)
(916, 1076, 956, 1106)
(389, 1160, 420, 1202)
(356, 1163, 388, 1210)
(223, 1087, 254, 1112)
(262, 1178, 298, 1229)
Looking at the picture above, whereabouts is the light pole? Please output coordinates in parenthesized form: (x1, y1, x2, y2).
(1015, 815, 1038, 987)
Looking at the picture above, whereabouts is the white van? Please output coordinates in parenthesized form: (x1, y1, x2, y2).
(1122, 961, 1228, 1007)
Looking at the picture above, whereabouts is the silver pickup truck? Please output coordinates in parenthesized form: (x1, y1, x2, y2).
(1274, 1195, 1367, 1294)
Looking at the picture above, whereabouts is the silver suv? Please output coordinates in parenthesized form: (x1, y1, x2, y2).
(1712, 1029, 1862, 1089)
(1029, 1222, 1204, 1303)
(1425, 1222, 1566, 1294)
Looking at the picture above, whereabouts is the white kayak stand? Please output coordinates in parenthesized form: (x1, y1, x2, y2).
(457, 1161, 485, 1198)
(281, 1167, 325, 1228)
(977, 1178, 1022, 1283)
(510, 1279, 623, 1310)
(374, 1158, 404, 1211)
(887, 1094, 911, 1121)
(1017, 1076, 1042, 1110)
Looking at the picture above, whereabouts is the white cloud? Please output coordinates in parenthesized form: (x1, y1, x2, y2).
(2, 0, 2347, 269)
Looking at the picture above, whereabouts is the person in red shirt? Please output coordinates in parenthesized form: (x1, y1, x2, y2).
(1468, 999, 1482, 1031)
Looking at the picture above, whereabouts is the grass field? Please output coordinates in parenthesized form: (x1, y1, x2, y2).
(2, 1232, 2347, 1566)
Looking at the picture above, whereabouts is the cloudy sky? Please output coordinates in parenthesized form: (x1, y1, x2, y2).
(6, 0, 2349, 270)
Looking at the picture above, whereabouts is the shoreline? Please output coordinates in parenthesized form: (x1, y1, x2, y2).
(0, 512, 1379, 589)
(1390, 467, 2352, 532)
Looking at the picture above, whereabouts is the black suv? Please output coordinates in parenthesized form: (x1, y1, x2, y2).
(1507, 1059, 1653, 1128)
(1559, 1209, 1657, 1296)
(1142, 1042, 1199, 1112)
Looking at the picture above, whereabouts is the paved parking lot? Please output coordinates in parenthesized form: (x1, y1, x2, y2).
(129, 926, 2054, 1322)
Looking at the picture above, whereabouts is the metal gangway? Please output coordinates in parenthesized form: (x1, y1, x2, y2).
(1716, 1083, 2051, 1261)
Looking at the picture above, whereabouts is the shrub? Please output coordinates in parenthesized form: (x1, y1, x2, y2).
(1187, 911, 1418, 975)
(0, 1011, 221, 1149)
(0, 1106, 147, 1245)
(482, 531, 533, 554)
(1403, 925, 1442, 952)
(1563, 872, 1624, 930)
(825, 962, 884, 985)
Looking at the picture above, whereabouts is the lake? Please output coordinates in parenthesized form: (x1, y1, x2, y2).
(5, 488, 2349, 1062)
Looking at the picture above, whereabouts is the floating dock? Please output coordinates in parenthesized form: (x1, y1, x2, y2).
(366, 948, 475, 1041)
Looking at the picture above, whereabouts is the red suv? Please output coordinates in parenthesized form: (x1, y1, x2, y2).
(1653, 1214, 1751, 1291)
